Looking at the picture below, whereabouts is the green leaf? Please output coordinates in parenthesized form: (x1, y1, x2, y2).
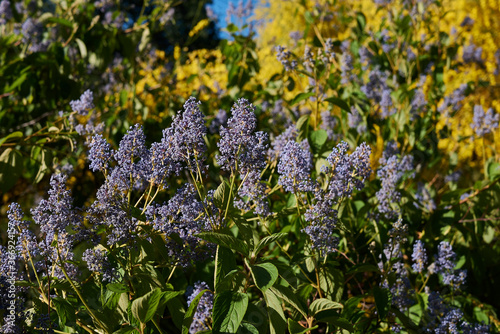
(5, 70, 29, 92)
(391, 307, 420, 333)
(214, 181, 233, 211)
(159, 291, 184, 309)
(45, 17, 74, 27)
(250, 263, 279, 292)
(167, 297, 185, 330)
(321, 317, 354, 332)
(238, 322, 259, 334)
(269, 285, 307, 319)
(356, 12, 366, 30)
(212, 291, 249, 334)
(107, 283, 129, 294)
(288, 319, 317, 334)
(182, 289, 210, 334)
(131, 288, 163, 324)
(214, 245, 236, 293)
(198, 232, 248, 255)
(346, 264, 379, 276)
(138, 27, 151, 53)
(102, 290, 123, 310)
(120, 90, 128, 107)
(310, 130, 328, 150)
(264, 289, 287, 334)
(0, 131, 22, 146)
(290, 92, 315, 106)
(253, 233, 287, 256)
(304, 11, 314, 24)
(373, 287, 391, 320)
(309, 298, 343, 316)
(318, 267, 344, 302)
(75, 38, 87, 58)
(325, 97, 350, 113)
(296, 115, 310, 132)
(487, 161, 500, 180)
(226, 23, 239, 33)
(52, 297, 76, 326)
(0, 148, 23, 192)
(113, 326, 139, 334)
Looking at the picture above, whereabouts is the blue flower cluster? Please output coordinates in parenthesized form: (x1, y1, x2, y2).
(186, 281, 213, 334)
(322, 141, 372, 200)
(299, 141, 371, 255)
(380, 89, 396, 118)
(169, 97, 208, 170)
(70, 89, 95, 115)
(320, 110, 338, 141)
(411, 240, 427, 273)
(438, 84, 468, 114)
(348, 106, 367, 134)
(268, 124, 298, 162)
(462, 43, 483, 64)
(435, 241, 467, 287)
(278, 140, 315, 193)
(146, 184, 213, 266)
(275, 45, 297, 71)
(361, 67, 389, 105)
(340, 52, 355, 85)
(29, 173, 86, 279)
(425, 288, 490, 333)
(0, 0, 12, 25)
(209, 109, 228, 134)
(410, 76, 427, 119)
(218, 98, 269, 216)
(303, 193, 339, 256)
(379, 218, 414, 311)
(414, 183, 436, 212)
(88, 133, 112, 173)
(376, 141, 414, 219)
(82, 248, 118, 282)
(471, 105, 499, 137)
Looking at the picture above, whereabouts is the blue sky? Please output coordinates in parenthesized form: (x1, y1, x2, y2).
(208, 0, 256, 38)
(211, 0, 231, 25)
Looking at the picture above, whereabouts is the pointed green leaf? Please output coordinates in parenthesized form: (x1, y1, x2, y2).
(320, 316, 354, 332)
(288, 319, 317, 334)
(0, 131, 22, 146)
(318, 267, 344, 302)
(238, 322, 259, 334)
(182, 289, 210, 334)
(107, 283, 129, 294)
(310, 130, 328, 150)
(264, 289, 287, 334)
(290, 92, 315, 106)
(0, 148, 23, 192)
(214, 245, 236, 293)
(373, 287, 391, 320)
(198, 232, 248, 255)
(325, 97, 350, 112)
(213, 181, 233, 210)
(250, 263, 278, 292)
(131, 288, 163, 324)
(254, 233, 287, 256)
(212, 291, 249, 334)
(391, 307, 420, 333)
(158, 291, 184, 310)
(52, 297, 76, 326)
(296, 115, 310, 132)
(113, 326, 139, 334)
(309, 298, 343, 316)
(269, 285, 307, 319)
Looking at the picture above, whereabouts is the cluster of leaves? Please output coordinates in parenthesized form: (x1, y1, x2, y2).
(1, 0, 500, 333)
